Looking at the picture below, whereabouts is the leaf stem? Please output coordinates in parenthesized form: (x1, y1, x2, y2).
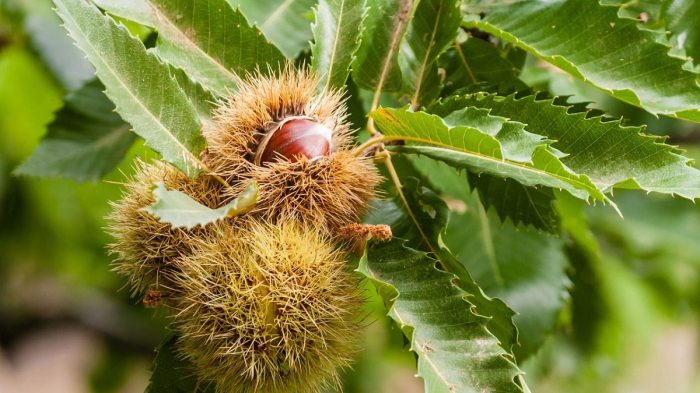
(379, 150, 436, 256)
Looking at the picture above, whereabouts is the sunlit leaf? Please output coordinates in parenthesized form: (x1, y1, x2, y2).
(54, 0, 205, 176)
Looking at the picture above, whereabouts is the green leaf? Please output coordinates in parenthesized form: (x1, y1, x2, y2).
(663, 0, 700, 67)
(370, 106, 608, 203)
(439, 37, 529, 96)
(352, 0, 413, 91)
(228, 0, 316, 58)
(92, 0, 156, 26)
(367, 176, 519, 353)
(311, 0, 366, 92)
(468, 174, 559, 233)
(359, 239, 525, 393)
(461, 94, 700, 200)
(146, 335, 215, 393)
(145, 181, 258, 229)
(170, 66, 217, 120)
(21, 0, 94, 90)
(406, 154, 559, 232)
(444, 189, 571, 360)
(54, 0, 205, 176)
(148, 0, 285, 96)
(14, 79, 136, 182)
(399, 0, 461, 107)
(398, 158, 569, 359)
(464, 0, 700, 123)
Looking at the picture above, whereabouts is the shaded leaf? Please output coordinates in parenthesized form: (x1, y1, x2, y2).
(311, 0, 366, 92)
(663, 0, 700, 67)
(440, 37, 528, 96)
(401, 158, 570, 359)
(228, 0, 316, 58)
(461, 94, 700, 200)
(367, 176, 519, 353)
(15, 79, 135, 182)
(54, 0, 205, 176)
(469, 174, 559, 233)
(464, 0, 700, 123)
(148, 0, 285, 96)
(444, 189, 571, 360)
(145, 181, 258, 229)
(359, 239, 524, 393)
(399, 0, 461, 107)
(352, 0, 413, 91)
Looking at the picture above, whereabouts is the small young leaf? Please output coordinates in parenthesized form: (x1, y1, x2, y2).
(54, 0, 206, 176)
(14, 79, 135, 182)
(311, 0, 366, 92)
(145, 181, 259, 229)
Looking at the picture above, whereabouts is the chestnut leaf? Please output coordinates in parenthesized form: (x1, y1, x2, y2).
(398, 0, 461, 108)
(145, 181, 259, 229)
(14, 79, 136, 182)
(458, 94, 700, 200)
(359, 239, 526, 393)
(370, 106, 611, 206)
(464, 0, 700, 123)
(229, 0, 316, 59)
(93, 0, 286, 96)
(54, 0, 206, 176)
(311, 0, 367, 93)
(352, 0, 412, 92)
(147, 0, 285, 96)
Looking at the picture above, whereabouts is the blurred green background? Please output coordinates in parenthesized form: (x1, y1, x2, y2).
(2, 0, 700, 392)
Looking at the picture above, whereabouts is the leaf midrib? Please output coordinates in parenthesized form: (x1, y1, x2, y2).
(59, 4, 201, 170)
(410, 2, 443, 107)
(364, 257, 460, 391)
(322, 0, 347, 93)
(392, 137, 596, 196)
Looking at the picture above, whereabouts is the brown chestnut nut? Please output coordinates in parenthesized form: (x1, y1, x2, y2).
(255, 117, 332, 165)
